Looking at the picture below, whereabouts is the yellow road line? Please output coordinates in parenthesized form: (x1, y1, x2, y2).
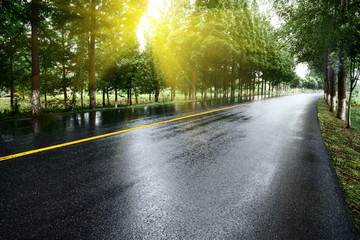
(0, 98, 277, 162)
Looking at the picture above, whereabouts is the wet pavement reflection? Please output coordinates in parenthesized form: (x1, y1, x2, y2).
(0, 96, 270, 156)
(0, 94, 356, 239)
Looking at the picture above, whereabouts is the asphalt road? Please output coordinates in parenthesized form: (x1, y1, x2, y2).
(0, 94, 357, 239)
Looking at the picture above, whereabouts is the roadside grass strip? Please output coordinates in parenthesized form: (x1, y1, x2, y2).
(317, 98, 360, 233)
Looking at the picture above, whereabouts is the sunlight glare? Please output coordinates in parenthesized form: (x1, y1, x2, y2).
(296, 63, 309, 78)
(259, 2, 283, 28)
(137, 0, 165, 50)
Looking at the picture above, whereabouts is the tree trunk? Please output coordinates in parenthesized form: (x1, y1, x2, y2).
(246, 80, 248, 97)
(63, 86, 67, 110)
(106, 87, 110, 106)
(249, 79, 252, 97)
(264, 79, 267, 96)
(155, 88, 159, 102)
(337, 0, 348, 117)
(268, 80, 271, 95)
(115, 88, 118, 107)
(192, 63, 196, 100)
(170, 86, 173, 101)
(231, 61, 235, 98)
(347, 90, 352, 128)
(72, 88, 76, 106)
(102, 88, 106, 107)
(44, 75, 47, 108)
(30, 0, 41, 115)
(88, 0, 96, 109)
(329, 68, 337, 113)
(204, 67, 208, 99)
(44, 91, 47, 108)
(62, 60, 68, 110)
(130, 88, 132, 105)
(347, 56, 359, 128)
(214, 67, 218, 99)
(337, 50, 347, 120)
(325, 54, 331, 104)
(261, 77, 264, 96)
(10, 55, 14, 113)
(173, 86, 176, 101)
(252, 78, 255, 96)
(135, 88, 138, 104)
(127, 88, 130, 106)
(238, 69, 242, 98)
(323, 83, 327, 100)
(223, 66, 227, 99)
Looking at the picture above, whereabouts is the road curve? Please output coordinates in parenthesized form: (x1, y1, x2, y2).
(0, 94, 357, 239)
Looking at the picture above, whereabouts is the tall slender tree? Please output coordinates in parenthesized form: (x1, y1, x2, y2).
(30, 0, 41, 115)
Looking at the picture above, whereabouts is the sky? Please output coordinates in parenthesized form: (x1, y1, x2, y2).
(295, 63, 308, 78)
(136, 0, 309, 78)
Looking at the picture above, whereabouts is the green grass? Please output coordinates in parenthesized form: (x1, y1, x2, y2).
(317, 98, 360, 233)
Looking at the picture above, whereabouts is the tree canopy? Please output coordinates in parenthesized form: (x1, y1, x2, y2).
(273, 0, 360, 127)
(1, 0, 298, 116)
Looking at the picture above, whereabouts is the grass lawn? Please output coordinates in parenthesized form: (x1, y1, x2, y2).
(317, 98, 360, 233)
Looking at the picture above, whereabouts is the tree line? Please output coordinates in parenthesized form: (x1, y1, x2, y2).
(274, 0, 360, 128)
(147, 0, 297, 102)
(1, 0, 298, 116)
(1, 0, 147, 114)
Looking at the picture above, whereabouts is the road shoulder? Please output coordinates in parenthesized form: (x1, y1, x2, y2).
(317, 97, 360, 234)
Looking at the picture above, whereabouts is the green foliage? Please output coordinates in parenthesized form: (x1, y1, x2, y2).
(148, 0, 296, 98)
(273, 0, 336, 76)
(1, 0, 297, 115)
(297, 71, 324, 90)
(0, 0, 31, 110)
(1, 0, 148, 110)
(274, 0, 360, 127)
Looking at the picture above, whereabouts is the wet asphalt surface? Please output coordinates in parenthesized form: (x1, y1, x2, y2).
(0, 94, 357, 239)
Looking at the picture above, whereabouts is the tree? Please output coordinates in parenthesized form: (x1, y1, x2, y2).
(274, 0, 360, 122)
(30, 0, 41, 115)
(87, 0, 96, 109)
(147, 0, 295, 101)
(0, 0, 29, 114)
(342, 10, 360, 127)
(1, 0, 298, 115)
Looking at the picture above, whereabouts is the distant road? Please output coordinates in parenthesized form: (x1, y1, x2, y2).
(0, 94, 357, 239)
